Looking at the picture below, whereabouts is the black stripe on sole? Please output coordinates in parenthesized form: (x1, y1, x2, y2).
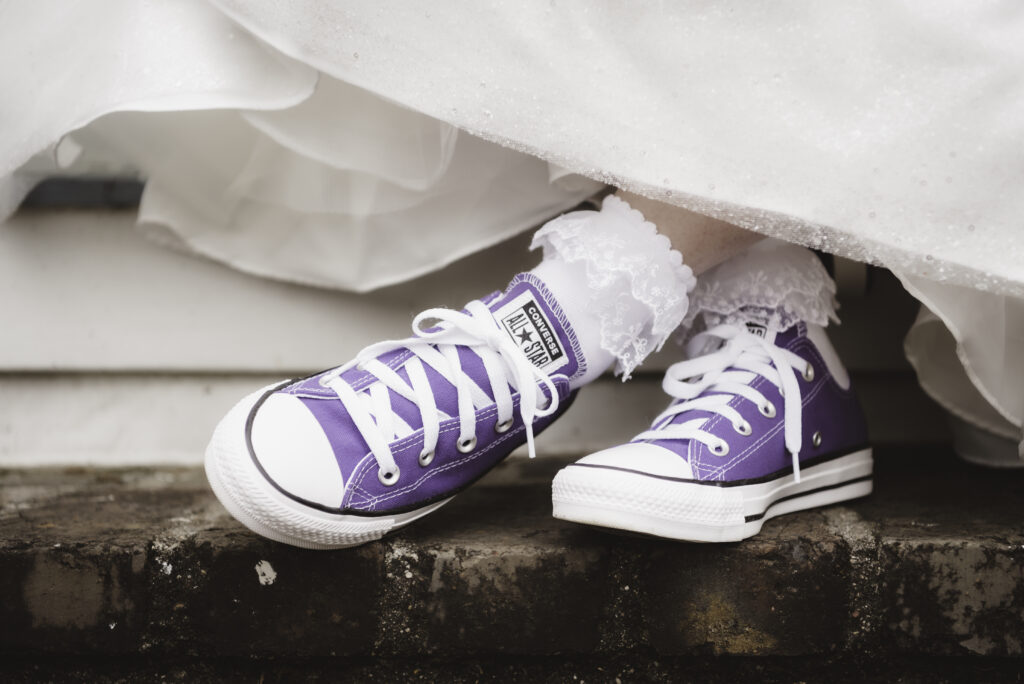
(743, 474, 873, 522)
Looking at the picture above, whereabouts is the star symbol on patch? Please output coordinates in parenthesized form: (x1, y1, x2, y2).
(516, 329, 534, 344)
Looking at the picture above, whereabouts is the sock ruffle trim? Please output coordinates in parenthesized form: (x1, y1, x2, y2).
(684, 238, 839, 333)
(531, 195, 697, 378)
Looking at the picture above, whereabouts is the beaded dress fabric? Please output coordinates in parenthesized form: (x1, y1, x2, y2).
(2, 1, 1023, 451)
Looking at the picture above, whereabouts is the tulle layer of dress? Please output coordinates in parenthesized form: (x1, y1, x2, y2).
(2, 0, 1023, 454)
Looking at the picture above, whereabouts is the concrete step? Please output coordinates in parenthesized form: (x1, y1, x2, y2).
(1, 447, 1022, 671)
(2, 654, 1023, 683)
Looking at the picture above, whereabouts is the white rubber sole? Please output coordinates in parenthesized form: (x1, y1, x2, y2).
(205, 386, 452, 549)
(551, 448, 873, 542)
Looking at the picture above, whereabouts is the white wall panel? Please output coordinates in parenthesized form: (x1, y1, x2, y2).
(1, 210, 916, 373)
(0, 372, 947, 467)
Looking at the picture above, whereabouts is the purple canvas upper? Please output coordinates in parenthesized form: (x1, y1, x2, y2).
(250, 273, 584, 514)
(642, 322, 868, 482)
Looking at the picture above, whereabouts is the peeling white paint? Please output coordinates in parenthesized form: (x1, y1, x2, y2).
(255, 560, 277, 586)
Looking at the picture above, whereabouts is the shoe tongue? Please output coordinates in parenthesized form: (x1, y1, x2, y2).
(487, 274, 582, 378)
(705, 305, 800, 347)
(741, 319, 785, 345)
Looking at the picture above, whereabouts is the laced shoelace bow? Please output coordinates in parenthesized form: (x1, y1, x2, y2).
(321, 300, 560, 485)
(636, 324, 813, 482)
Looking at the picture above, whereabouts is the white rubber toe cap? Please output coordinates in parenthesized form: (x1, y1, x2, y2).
(249, 393, 346, 508)
(574, 442, 694, 479)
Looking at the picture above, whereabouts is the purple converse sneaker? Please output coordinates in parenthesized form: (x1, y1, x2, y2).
(551, 319, 872, 542)
(206, 274, 585, 549)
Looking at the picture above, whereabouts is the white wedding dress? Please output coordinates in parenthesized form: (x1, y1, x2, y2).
(3, 1, 1023, 458)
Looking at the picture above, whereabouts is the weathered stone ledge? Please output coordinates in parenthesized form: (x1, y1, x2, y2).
(3, 654, 1024, 683)
(1, 447, 1022, 661)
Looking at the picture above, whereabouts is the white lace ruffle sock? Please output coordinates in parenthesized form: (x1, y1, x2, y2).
(530, 195, 697, 387)
(684, 238, 839, 332)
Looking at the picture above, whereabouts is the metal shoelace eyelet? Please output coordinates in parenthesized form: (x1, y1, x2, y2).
(418, 449, 435, 467)
(759, 401, 777, 418)
(495, 418, 514, 434)
(733, 420, 752, 436)
(710, 441, 730, 457)
(377, 466, 400, 486)
(812, 431, 823, 448)
(803, 364, 815, 382)
(457, 435, 478, 453)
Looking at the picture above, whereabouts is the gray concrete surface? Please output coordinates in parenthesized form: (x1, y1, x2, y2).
(0, 447, 1022, 674)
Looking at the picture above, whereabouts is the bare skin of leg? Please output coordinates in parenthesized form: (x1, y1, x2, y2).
(616, 191, 763, 275)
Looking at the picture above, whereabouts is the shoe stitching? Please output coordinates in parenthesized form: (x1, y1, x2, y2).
(350, 380, 570, 509)
(365, 425, 526, 508)
(702, 377, 827, 480)
(346, 401, 506, 499)
(345, 482, 376, 505)
(347, 418, 478, 505)
(346, 380, 569, 507)
(284, 350, 417, 400)
(358, 383, 568, 507)
(703, 376, 827, 478)
(692, 372, 780, 475)
(693, 333, 837, 478)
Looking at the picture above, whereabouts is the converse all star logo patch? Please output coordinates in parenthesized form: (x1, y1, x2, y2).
(494, 292, 567, 374)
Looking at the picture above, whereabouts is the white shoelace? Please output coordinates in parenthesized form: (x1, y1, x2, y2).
(320, 300, 560, 485)
(636, 324, 813, 482)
